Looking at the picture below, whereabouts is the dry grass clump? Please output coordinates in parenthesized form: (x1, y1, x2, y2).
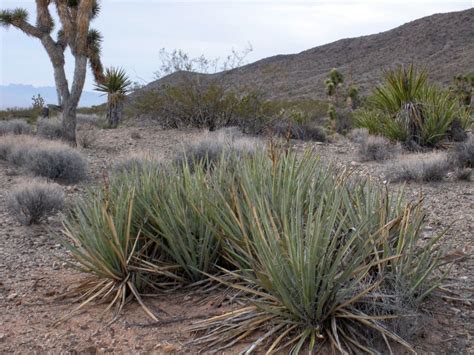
(76, 124, 98, 148)
(456, 168, 472, 181)
(273, 121, 327, 142)
(0, 134, 88, 182)
(173, 127, 261, 169)
(387, 152, 449, 182)
(359, 135, 398, 161)
(0, 119, 32, 135)
(36, 118, 63, 140)
(7, 180, 64, 225)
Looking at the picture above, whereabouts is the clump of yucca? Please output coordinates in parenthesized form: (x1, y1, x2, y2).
(58, 146, 446, 352)
(354, 65, 472, 148)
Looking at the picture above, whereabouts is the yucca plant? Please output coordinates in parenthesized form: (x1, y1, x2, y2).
(57, 179, 176, 322)
(137, 161, 221, 282)
(191, 149, 446, 353)
(95, 67, 132, 128)
(354, 65, 470, 148)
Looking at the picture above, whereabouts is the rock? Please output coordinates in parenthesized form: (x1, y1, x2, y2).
(7, 293, 17, 300)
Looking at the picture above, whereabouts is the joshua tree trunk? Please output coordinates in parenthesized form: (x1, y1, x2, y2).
(1, 0, 104, 144)
(107, 99, 123, 128)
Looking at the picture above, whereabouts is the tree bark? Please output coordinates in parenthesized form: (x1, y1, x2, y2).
(107, 98, 123, 128)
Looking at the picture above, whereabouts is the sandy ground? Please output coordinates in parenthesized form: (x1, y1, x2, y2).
(0, 124, 472, 353)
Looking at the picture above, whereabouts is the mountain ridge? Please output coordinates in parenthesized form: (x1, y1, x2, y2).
(142, 8, 474, 99)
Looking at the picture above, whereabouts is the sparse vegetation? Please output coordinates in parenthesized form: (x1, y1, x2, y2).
(7, 180, 64, 225)
(112, 152, 161, 174)
(36, 118, 63, 140)
(354, 65, 472, 148)
(451, 135, 474, 168)
(0, 135, 87, 182)
(387, 152, 449, 182)
(358, 134, 398, 161)
(274, 121, 327, 141)
(0, 119, 32, 135)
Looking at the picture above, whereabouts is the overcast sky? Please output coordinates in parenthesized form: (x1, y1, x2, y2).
(0, 0, 472, 91)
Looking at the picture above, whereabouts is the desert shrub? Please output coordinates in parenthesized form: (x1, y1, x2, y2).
(387, 152, 449, 182)
(76, 114, 107, 128)
(359, 135, 398, 161)
(0, 107, 40, 123)
(27, 145, 87, 182)
(350, 127, 369, 143)
(273, 121, 327, 141)
(451, 135, 474, 168)
(0, 135, 87, 182)
(58, 147, 446, 352)
(173, 127, 260, 170)
(36, 118, 63, 140)
(354, 65, 472, 148)
(456, 168, 472, 181)
(0, 119, 32, 135)
(76, 124, 98, 148)
(7, 180, 64, 225)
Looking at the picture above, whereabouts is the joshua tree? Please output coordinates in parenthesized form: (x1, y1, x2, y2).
(0, 1, 105, 143)
(95, 67, 131, 128)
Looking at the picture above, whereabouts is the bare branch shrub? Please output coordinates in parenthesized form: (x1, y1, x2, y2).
(387, 152, 449, 182)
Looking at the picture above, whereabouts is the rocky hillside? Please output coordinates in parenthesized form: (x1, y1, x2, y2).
(141, 8, 474, 100)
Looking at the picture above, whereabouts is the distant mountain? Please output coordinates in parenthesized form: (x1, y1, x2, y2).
(0, 84, 105, 109)
(140, 8, 474, 100)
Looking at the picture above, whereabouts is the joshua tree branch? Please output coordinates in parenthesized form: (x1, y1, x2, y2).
(36, 0, 54, 33)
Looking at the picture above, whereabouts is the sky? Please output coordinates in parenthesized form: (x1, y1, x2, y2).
(0, 0, 472, 91)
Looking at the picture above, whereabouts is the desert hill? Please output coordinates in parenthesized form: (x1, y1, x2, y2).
(141, 8, 474, 99)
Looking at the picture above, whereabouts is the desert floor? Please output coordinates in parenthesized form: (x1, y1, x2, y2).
(0, 123, 472, 353)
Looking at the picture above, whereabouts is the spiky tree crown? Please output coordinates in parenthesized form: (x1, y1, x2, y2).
(0, 0, 104, 83)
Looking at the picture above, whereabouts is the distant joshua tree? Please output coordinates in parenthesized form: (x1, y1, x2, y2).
(0, 1, 105, 143)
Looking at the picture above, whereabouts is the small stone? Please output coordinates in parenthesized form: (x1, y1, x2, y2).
(0, 333, 6, 342)
(7, 293, 17, 300)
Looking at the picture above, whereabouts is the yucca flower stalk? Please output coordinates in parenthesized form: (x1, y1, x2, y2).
(95, 67, 132, 128)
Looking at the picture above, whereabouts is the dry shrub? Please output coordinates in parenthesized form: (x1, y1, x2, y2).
(273, 121, 327, 142)
(456, 168, 472, 181)
(350, 128, 369, 144)
(0, 119, 32, 135)
(0, 134, 88, 182)
(359, 135, 398, 161)
(173, 127, 261, 169)
(36, 118, 63, 140)
(76, 124, 98, 148)
(387, 152, 449, 182)
(451, 135, 474, 168)
(7, 180, 64, 225)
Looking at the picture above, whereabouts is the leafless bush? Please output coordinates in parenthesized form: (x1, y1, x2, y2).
(359, 135, 398, 162)
(76, 124, 98, 148)
(6, 180, 64, 225)
(36, 118, 63, 140)
(387, 152, 449, 182)
(76, 114, 107, 128)
(0, 119, 32, 135)
(274, 121, 327, 142)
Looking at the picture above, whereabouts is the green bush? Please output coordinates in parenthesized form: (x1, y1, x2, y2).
(58, 147, 446, 352)
(354, 65, 472, 148)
